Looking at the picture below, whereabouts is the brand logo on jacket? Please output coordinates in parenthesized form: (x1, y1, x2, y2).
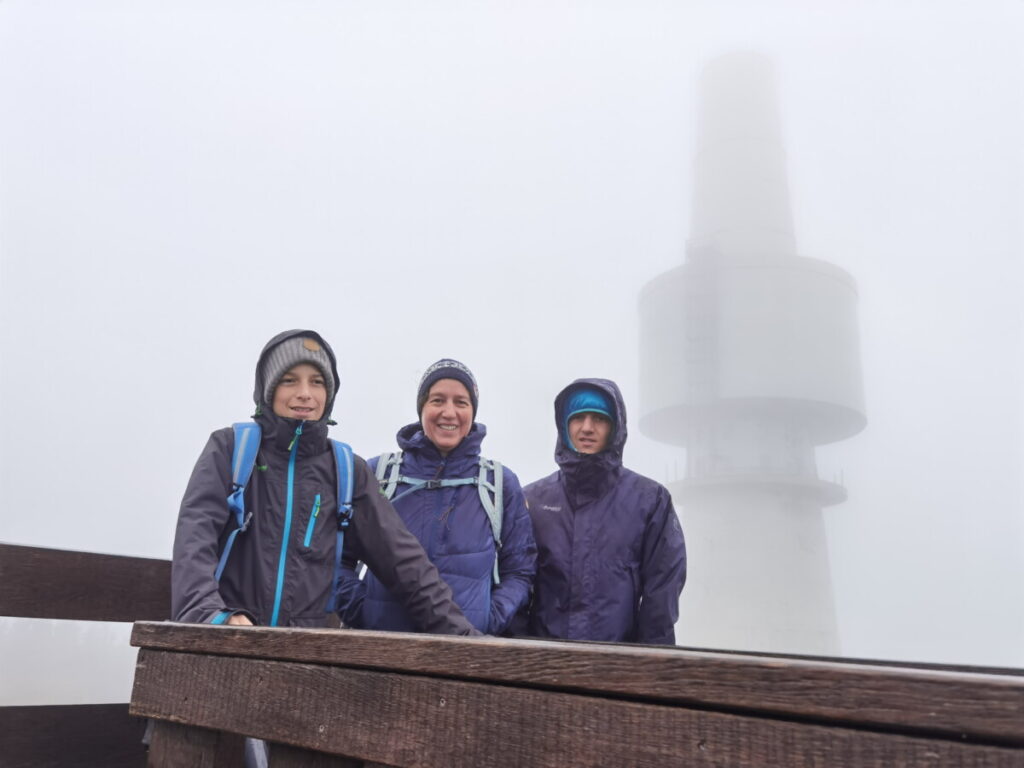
(541, 505, 562, 512)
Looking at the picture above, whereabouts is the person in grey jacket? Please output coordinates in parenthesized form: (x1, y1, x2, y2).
(171, 329, 476, 635)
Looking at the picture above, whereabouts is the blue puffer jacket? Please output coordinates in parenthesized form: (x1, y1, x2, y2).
(522, 379, 687, 644)
(336, 422, 536, 634)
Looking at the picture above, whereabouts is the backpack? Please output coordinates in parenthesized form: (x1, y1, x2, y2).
(374, 450, 504, 584)
(215, 422, 355, 612)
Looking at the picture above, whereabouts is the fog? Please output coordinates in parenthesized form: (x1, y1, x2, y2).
(1, 0, 1021, 704)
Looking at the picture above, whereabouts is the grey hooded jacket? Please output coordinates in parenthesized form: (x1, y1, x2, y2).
(171, 329, 476, 635)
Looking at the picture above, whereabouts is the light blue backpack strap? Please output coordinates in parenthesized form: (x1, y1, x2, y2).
(437, 477, 477, 488)
(477, 457, 504, 585)
(215, 422, 261, 582)
(328, 439, 355, 611)
(376, 451, 404, 500)
(393, 474, 477, 503)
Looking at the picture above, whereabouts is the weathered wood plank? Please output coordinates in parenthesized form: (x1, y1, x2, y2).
(0, 703, 147, 768)
(130, 622, 1024, 745)
(269, 741, 364, 767)
(147, 721, 245, 768)
(677, 644, 1024, 677)
(130, 649, 1024, 768)
(0, 543, 170, 622)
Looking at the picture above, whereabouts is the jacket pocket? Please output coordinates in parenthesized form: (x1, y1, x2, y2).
(302, 494, 322, 548)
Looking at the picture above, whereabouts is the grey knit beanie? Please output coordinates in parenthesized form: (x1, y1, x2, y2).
(261, 336, 336, 411)
(416, 358, 479, 419)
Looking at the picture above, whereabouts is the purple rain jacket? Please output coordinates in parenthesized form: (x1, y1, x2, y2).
(171, 330, 476, 635)
(335, 422, 537, 634)
(522, 378, 686, 645)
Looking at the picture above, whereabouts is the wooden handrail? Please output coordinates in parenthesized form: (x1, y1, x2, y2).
(0, 543, 169, 767)
(0, 542, 170, 622)
(131, 622, 1024, 767)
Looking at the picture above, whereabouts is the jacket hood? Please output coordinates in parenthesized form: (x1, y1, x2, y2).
(554, 378, 627, 460)
(395, 421, 486, 476)
(552, 378, 627, 506)
(253, 329, 341, 421)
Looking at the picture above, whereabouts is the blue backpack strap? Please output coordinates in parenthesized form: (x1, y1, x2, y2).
(328, 439, 355, 611)
(477, 457, 504, 585)
(215, 422, 262, 582)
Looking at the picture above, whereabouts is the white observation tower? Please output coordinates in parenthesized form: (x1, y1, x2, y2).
(638, 52, 866, 655)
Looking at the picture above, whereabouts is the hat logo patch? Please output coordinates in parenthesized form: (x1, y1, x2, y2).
(302, 338, 321, 352)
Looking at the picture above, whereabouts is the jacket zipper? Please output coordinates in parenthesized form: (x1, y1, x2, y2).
(270, 423, 303, 627)
(427, 459, 446, 556)
(303, 494, 322, 548)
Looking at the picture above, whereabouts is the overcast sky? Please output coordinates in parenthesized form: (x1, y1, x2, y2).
(1, 0, 1021, 704)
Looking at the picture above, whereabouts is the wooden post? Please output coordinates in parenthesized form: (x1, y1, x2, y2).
(146, 721, 245, 768)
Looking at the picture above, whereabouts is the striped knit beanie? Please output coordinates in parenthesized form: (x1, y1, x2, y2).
(416, 359, 479, 419)
(261, 336, 336, 410)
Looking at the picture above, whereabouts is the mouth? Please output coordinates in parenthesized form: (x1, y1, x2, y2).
(437, 424, 459, 432)
(290, 407, 316, 415)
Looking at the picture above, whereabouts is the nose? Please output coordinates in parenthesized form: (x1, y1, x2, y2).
(580, 414, 597, 432)
(295, 381, 313, 400)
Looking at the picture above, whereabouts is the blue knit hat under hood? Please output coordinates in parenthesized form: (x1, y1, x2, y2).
(562, 386, 615, 451)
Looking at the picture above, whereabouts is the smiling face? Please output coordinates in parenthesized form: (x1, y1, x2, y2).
(568, 411, 612, 454)
(271, 363, 327, 422)
(420, 378, 473, 455)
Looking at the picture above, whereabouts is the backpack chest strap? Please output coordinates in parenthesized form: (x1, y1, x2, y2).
(375, 452, 505, 585)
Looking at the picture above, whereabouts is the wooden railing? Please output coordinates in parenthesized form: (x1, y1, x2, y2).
(5, 541, 1024, 767)
(131, 621, 1024, 767)
(0, 542, 170, 768)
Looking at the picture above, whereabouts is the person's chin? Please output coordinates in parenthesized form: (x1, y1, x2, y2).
(430, 432, 461, 451)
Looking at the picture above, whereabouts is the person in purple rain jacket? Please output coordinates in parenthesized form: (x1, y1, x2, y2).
(520, 378, 686, 645)
(336, 359, 536, 635)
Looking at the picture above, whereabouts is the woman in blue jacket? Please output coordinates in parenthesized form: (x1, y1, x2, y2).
(336, 359, 536, 635)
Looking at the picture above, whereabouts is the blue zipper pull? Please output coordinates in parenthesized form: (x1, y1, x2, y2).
(288, 423, 304, 451)
(303, 493, 322, 547)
